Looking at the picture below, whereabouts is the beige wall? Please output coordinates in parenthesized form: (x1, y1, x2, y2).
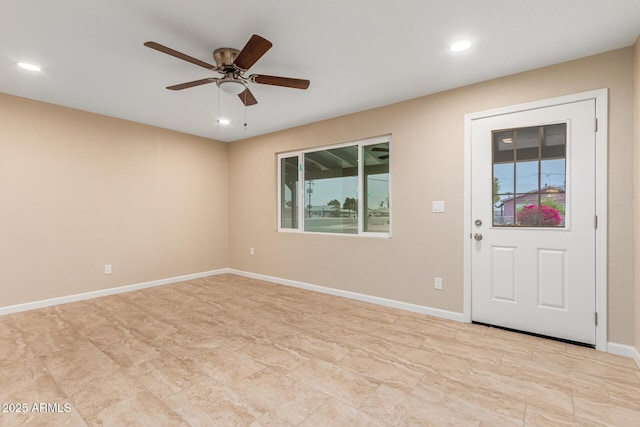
(228, 48, 635, 345)
(634, 37, 640, 357)
(2, 47, 636, 346)
(0, 94, 229, 307)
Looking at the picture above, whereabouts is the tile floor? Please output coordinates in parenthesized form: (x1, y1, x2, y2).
(0, 274, 639, 426)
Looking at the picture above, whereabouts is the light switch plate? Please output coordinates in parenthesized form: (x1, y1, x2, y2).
(432, 201, 445, 213)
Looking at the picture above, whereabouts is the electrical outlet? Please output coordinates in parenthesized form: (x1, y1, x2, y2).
(104, 264, 112, 275)
(434, 277, 443, 290)
(250, 247, 255, 256)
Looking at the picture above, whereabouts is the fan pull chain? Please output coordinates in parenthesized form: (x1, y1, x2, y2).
(216, 86, 221, 126)
(244, 94, 248, 129)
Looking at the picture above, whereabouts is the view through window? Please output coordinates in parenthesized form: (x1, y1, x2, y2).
(492, 123, 567, 227)
(278, 136, 390, 236)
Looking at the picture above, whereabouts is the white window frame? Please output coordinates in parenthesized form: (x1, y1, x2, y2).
(277, 135, 392, 238)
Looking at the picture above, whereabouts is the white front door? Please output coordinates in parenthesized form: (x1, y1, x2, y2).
(470, 99, 596, 345)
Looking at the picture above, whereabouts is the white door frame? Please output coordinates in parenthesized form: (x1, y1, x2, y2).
(463, 89, 608, 351)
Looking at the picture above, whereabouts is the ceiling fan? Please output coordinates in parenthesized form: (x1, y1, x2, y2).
(144, 34, 310, 106)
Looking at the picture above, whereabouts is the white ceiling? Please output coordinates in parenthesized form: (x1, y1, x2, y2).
(2, 1, 639, 142)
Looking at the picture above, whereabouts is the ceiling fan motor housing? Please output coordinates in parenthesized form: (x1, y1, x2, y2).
(214, 48, 240, 68)
(213, 48, 248, 94)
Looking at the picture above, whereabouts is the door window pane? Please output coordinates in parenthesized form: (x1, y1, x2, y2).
(492, 123, 566, 227)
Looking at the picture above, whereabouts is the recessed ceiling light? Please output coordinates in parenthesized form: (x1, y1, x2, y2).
(217, 118, 230, 125)
(17, 62, 42, 72)
(450, 40, 472, 52)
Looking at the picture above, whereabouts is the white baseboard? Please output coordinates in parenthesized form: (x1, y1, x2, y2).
(3, 268, 638, 366)
(607, 342, 640, 367)
(0, 269, 229, 316)
(228, 270, 640, 364)
(228, 268, 465, 322)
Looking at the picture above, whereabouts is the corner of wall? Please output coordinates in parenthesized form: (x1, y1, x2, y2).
(633, 33, 640, 364)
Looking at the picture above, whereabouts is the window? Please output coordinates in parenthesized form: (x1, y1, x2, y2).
(280, 156, 299, 229)
(277, 136, 391, 236)
(492, 123, 566, 227)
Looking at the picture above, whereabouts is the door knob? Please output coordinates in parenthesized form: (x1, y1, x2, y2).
(474, 233, 483, 241)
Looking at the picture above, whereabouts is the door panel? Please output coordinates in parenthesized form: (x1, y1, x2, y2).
(491, 246, 517, 302)
(471, 100, 596, 345)
(537, 249, 567, 310)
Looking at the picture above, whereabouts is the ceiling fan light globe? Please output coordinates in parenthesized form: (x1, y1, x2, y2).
(217, 80, 246, 95)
